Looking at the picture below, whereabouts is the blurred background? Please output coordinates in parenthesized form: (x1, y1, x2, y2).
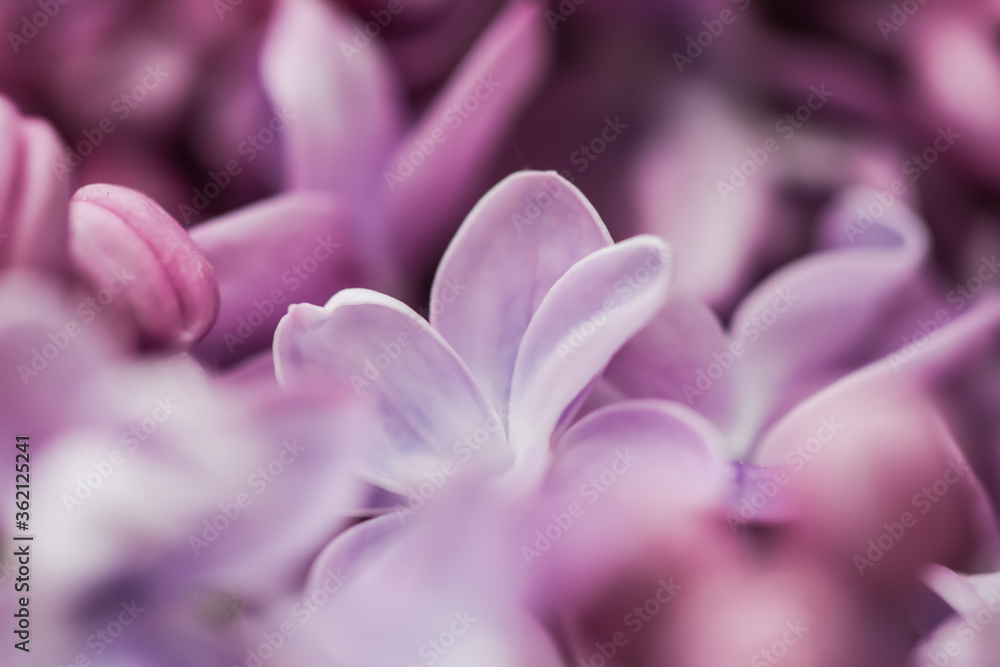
(4, 0, 999, 320)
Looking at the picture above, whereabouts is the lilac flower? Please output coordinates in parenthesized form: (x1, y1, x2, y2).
(267, 171, 758, 664)
(270, 169, 1000, 666)
(273, 170, 672, 497)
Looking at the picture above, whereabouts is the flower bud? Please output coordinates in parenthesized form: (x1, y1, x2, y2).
(69, 184, 219, 347)
(0, 97, 70, 273)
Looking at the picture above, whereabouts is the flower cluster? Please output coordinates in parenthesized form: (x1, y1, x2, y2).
(1, 1, 999, 666)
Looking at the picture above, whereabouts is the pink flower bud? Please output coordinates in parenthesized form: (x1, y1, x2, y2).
(69, 183, 219, 347)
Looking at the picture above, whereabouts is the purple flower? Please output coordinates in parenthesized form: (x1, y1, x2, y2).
(273, 170, 672, 496)
(272, 169, 1000, 666)
(268, 171, 748, 664)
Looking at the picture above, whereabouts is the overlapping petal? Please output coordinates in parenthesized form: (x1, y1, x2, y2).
(260, 0, 403, 199)
(430, 170, 612, 428)
(191, 192, 359, 365)
(274, 288, 510, 493)
(508, 235, 671, 469)
(381, 0, 551, 265)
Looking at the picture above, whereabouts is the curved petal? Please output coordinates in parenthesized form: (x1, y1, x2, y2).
(727, 187, 929, 453)
(303, 483, 561, 667)
(274, 288, 511, 493)
(260, 0, 403, 198)
(430, 171, 612, 428)
(69, 184, 219, 348)
(552, 400, 729, 508)
(188, 390, 368, 602)
(915, 565, 1000, 667)
(381, 0, 551, 266)
(0, 99, 70, 273)
(305, 513, 406, 604)
(601, 288, 736, 427)
(191, 192, 359, 366)
(508, 236, 671, 475)
(753, 300, 1000, 590)
(629, 85, 789, 309)
(6, 117, 71, 272)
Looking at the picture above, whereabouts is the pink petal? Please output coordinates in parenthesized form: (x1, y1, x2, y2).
(0, 99, 70, 273)
(189, 389, 368, 601)
(552, 399, 729, 508)
(752, 300, 1000, 590)
(508, 236, 671, 474)
(274, 289, 511, 493)
(260, 0, 404, 197)
(190, 192, 359, 366)
(629, 86, 789, 309)
(602, 288, 737, 427)
(431, 171, 612, 428)
(303, 485, 562, 667)
(380, 1, 551, 267)
(726, 187, 929, 450)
